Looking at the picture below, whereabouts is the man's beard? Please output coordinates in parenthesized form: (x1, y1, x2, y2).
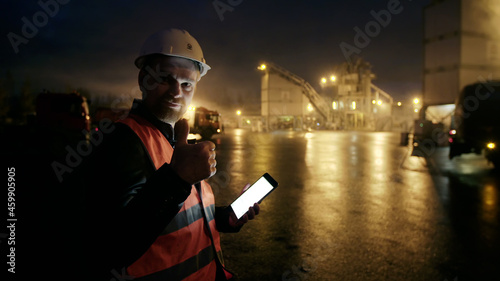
(151, 100, 186, 124)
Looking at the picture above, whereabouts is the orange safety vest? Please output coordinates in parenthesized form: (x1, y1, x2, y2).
(118, 114, 229, 281)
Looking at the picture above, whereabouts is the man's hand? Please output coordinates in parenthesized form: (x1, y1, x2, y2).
(170, 119, 217, 185)
(228, 184, 261, 228)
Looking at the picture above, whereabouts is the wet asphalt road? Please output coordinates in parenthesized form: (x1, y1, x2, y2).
(207, 129, 500, 281)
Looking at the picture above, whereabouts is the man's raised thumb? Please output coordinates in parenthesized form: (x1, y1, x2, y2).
(174, 119, 189, 145)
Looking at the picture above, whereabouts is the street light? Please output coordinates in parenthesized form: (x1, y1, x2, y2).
(236, 110, 242, 116)
(258, 64, 266, 70)
(397, 102, 402, 106)
(377, 100, 382, 106)
(330, 75, 336, 82)
(321, 77, 327, 84)
(413, 98, 420, 104)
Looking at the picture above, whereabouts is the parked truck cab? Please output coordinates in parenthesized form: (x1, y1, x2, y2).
(449, 81, 500, 168)
(183, 106, 222, 140)
(36, 92, 90, 132)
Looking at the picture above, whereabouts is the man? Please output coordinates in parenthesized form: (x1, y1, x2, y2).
(84, 28, 259, 280)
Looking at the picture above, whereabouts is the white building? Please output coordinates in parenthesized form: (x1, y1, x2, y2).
(423, 0, 500, 116)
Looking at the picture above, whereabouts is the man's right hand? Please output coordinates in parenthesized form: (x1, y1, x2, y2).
(170, 119, 217, 185)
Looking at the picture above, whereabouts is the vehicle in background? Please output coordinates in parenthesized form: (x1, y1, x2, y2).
(412, 119, 444, 145)
(34, 92, 91, 159)
(449, 82, 500, 168)
(92, 107, 129, 128)
(183, 106, 222, 140)
(36, 92, 90, 132)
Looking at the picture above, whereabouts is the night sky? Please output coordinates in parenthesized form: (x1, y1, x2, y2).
(1, 0, 431, 115)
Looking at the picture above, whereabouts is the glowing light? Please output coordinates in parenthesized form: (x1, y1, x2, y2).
(449, 129, 457, 135)
(236, 110, 242, 116)
(258, 64, 266, 70)
(332, 101, 338, 110)
(397, 102, 402, 106)
(413, 98, 420, 104)
(330, 75, 336, 81)
(351, 101, 356, 110)
(377, 100, 382, 106)
(372, 100, 376, 104)
(217, 128, 221, 133)
(321, 78, 327, 84)
(487, 142, 496, 149)
(307, 103, 314, 112)
(414, 109, 419, 113)
(188, 105, 196, 111)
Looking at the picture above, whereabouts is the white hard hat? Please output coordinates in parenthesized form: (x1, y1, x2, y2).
(135, 28, 211, 77)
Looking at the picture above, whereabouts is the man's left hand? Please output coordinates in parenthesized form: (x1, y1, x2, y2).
(228, 184, 261, 228)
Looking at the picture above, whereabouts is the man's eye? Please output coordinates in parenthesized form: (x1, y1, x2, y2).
(182, 83, 193, 89)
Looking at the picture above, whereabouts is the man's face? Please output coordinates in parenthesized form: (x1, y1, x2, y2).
(139, 56, 199, 125)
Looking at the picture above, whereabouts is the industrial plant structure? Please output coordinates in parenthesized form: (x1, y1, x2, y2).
(258, 58, 396, 132)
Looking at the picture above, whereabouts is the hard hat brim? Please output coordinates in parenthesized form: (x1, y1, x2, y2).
(134, 53, 210, 77)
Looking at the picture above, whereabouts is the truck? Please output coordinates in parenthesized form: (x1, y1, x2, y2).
(183, 106, 222, 140)
(92, 107, 130, 127)
(449, 81, 500, 168)
(34, 92, 91, 158)
(36, 92, 90, 132)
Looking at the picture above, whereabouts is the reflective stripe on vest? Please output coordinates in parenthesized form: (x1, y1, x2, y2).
(117, 114, 222, 280)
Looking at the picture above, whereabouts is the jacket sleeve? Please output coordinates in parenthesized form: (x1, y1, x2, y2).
(83, 123, 191, 277)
